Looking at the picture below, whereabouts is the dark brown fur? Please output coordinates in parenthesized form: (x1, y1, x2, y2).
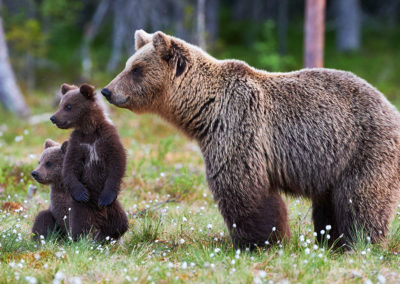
(50, 84, 128, 240)
(103, 30, 400, 249)
(31, 139, 128, 241)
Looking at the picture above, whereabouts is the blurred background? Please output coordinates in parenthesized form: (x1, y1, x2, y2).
(0, 0, 399, 117)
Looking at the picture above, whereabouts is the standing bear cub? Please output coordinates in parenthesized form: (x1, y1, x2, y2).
(31, 138, 128, 241)
(103, 30, 400, 249)
(50, 84, 128, 241)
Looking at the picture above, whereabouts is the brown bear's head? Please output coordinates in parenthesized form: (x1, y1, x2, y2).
(102, 30, 194, 114)
(50, 83, 99, 130)
(31, 139, 68, 185)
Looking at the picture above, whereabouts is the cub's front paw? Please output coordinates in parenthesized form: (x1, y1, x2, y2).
(98, 190, 117, 207)
(71, 187, 89, 203)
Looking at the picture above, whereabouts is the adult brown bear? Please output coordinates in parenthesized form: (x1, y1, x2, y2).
(102, 30, 400, 249)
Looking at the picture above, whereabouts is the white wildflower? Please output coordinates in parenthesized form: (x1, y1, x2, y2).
(377, 274, 386, 284)
(25, 276, 37, 284)
(181, 262, 187, 269)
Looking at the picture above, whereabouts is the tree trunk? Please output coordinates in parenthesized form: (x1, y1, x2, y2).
(81, 0, 110, 77)
(106, 0, 128, 73)
(206, 0, 219, 46)
(197, 0, 206, 50)
(304, 0, 326, 68)
(277, 0, 288, 55)
(335, 0, 361, 52)
(0, 11, 30, 117)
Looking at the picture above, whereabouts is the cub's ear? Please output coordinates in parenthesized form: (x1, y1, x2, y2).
(61, 83, 77, 95)
(44, 139, 59, 149)
(152, 31, 171, 60)
(135, 29, 152, 50)
(80, 83, 96, 100)
(61, 141, 68, 154)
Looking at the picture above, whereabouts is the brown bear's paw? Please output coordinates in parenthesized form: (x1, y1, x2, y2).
(98, 190, 117, 207)
(71, 185, 90, 203)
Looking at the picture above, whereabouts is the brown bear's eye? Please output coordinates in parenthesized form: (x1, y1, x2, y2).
(64, 104, 72, 111)
(45, 161, 52, 168)
(132, 67, 141, 76)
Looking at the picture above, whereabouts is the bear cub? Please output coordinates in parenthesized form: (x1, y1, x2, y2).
(50, 83, 128, 240)
(31, 139, 128, 241)
(31, 139, 71, 240)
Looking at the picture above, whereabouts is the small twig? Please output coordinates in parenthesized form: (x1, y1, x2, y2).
(302, 206, 312, 222)
(131, 197, 180, 218)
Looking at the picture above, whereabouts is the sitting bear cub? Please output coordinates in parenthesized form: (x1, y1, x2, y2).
(31, 139, 128, 241)
(31, 139, 71, 240)
(50, 83, 128, 240)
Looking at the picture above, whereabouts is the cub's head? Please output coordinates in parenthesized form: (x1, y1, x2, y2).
(102, 30, 194, 113)
(31, 139, 68, 185)
(50, 83, 97, 129)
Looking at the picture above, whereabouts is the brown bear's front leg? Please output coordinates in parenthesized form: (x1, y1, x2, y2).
(221, 191, 290, 249)
(312, 197, 342, 249)
(32, 209, 61, 240)
(206, 156, 290, 249)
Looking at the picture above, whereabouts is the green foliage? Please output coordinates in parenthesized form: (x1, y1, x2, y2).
(39, 0, 82, 24)
(6, 19, 46, 57)
(215, 17, 295, 71)
(251, 21, 295, 71)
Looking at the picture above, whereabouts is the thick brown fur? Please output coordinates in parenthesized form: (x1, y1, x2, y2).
(103, 30, 400, 249)
(31, 139, 128, 241)
(50, 84, 128, 241)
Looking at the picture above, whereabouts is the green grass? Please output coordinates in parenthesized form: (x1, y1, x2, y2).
(0, 92, 399, 283)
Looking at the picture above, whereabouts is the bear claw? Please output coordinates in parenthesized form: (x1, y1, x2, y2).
(98, 191, 116, 207)
(72, 189, 89, 203)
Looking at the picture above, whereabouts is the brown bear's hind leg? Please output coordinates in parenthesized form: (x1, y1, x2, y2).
(96, 200, 128, 242)
(70, 203, 94, 241)
(32, 209, 61, 240)
(332, 156, 400, 248)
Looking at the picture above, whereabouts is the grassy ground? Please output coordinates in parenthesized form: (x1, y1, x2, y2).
(0, 91, 399, 284)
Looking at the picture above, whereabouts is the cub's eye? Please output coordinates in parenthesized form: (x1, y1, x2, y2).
(64, 104, 72, 111)
(45, 161, 52, 168)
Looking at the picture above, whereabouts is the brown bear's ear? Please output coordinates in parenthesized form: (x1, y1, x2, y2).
(61, 141, 68, 154)
(153, 31, 171, 60)
(44, 139, 59, 149)
(135, 29, 152, 50)
(80, 83, 96, 100)
(61, 83, 77, 95)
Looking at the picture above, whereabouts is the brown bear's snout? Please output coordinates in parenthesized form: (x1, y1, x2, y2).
(50, 115, 57, 124)
(31, 171, 39, 181)
(101, 88, 112, 101)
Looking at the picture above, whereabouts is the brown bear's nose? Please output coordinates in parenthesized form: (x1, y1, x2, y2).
(101, 88, 112, 101)
(50, 116, 56, 124)
(31, 171, 38, 179)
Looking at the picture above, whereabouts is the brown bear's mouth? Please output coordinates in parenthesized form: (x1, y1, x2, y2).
(111, 96, 130, 107)
(55, 121, 70, 129)
(32, 175, 47, 184)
